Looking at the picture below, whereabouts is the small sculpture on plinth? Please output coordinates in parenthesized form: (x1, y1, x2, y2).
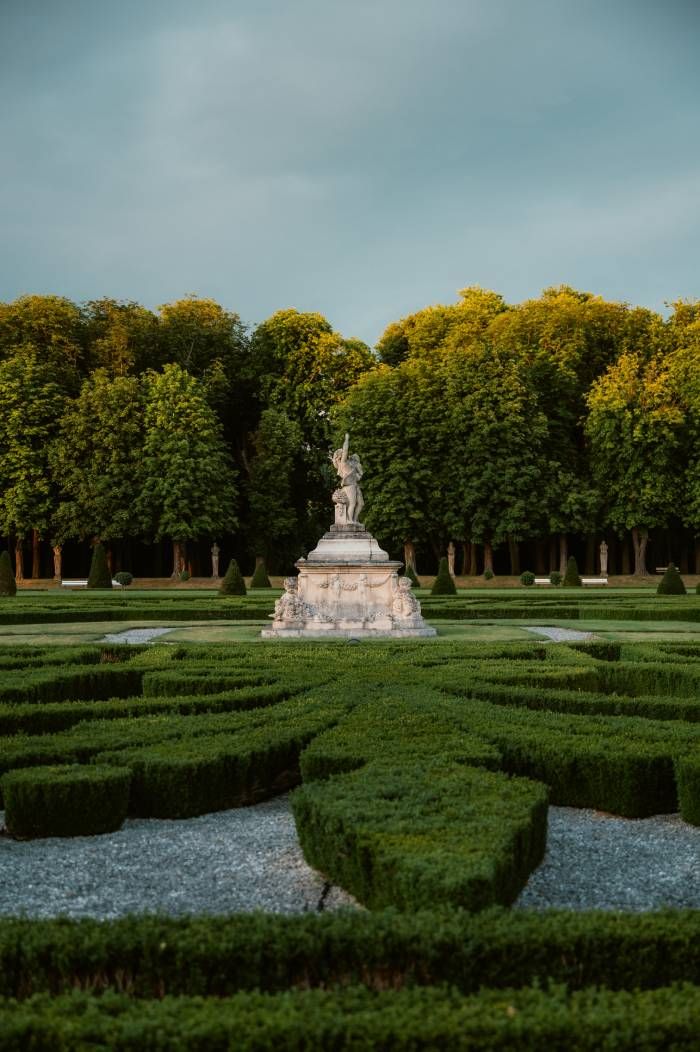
(599, 540, 608, 577)
(211, 542, 220, 579)
(447, 541, 456, 577)
(392, 576, 423, 625)
(52, 545, 62, 581)
(331, 433, 364, 525)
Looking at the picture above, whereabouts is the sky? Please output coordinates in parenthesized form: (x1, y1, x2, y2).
(1, 0, 699, 346)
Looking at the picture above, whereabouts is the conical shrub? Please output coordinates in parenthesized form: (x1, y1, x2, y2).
(87, 542, 112, 589)
(0, 550, 17, 597)
(220, 558, 247, 596)
(250, 559, 272, 588)
(563, 556, 582, 587)
(431, 556, 457, 596)
(657, 563, 687, 596)
(404, 564, 421, 588)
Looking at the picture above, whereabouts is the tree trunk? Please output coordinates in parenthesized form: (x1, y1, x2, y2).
(535, 539, 546, 575)
(32, 530, 41, 579)
(507, 536, 520, 576)
(171, 540, 186, 578)
(621, 536, 631, 576)
(469, 542, 478, 576)
(585, 533, 596, 576)
(483, 540, 494, 574)
(14, 539, 24, 582)
(558, 533, 568, 576)
(403, 540, 417, 573)
(106, 548, 113, 575)
(680, 539, 689, 574)
(548, 536, 557, 573)
(460, 542, 469, 576)
(631, 526, 650, 577)
(695, 537, 700, 574)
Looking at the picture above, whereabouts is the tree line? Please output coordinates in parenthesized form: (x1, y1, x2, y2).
(0, 286, 698, 580)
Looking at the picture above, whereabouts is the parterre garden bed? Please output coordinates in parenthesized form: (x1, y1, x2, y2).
(1, 595, 700, 1047)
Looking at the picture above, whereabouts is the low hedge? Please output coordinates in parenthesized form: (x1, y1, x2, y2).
(675, 755, 700, 825)
(1, 909, 700, 998)
(3, 984, 700, 1050)
(0, 666, 144, 705)
(1, 764, 130, 839)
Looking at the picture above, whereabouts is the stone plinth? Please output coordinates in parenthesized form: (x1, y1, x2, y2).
(261, 526, 436, 640)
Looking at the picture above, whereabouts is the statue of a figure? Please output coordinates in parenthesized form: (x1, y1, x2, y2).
(599, 540, 609, 577)
(447, 541, 456, 577)
(331, 433, 364, 525)
(392, 576, 421, 622)
(52, 545, 62, 581)
(273, 577, 309, 622)
(211, 543, 220, 579)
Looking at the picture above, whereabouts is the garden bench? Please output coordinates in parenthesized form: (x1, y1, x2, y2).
(60, 579, 122, 588)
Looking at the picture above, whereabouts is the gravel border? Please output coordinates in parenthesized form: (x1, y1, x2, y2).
(0, 796, 357, 918)
(102, 627, 176, 644)
(522, 626, 597, 642)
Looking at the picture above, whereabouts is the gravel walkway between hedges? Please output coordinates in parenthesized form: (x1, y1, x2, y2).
(102, 627, 176, 644)
(0, 796, 357, 919)
(522, 626, 597, 642)
(515, 807, 700, 911)
(2, 799, 697, 917)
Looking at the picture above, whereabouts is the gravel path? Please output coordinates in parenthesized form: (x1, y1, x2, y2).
(2, 798, 697, 917)
(102, 627, 176, 644)
(0, 796, 356, 919)
(523, 626, 597, 642)
(516, 807, 700, 911)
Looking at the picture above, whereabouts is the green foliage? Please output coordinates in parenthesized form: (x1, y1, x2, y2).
(520, 570, 535, 586)
(50, 371, 144, 545)
(563, 556, 582, 587)
(484, 568, 494, 580)
(0, 350, 67, 543)
(87, 543, 112, 589)
(82, 298, 161, 376)
(250, 560, 272, 588)
(135, 364, 238, 548)
(220, 558, 246, 596)
(657, 563, 687, 595)
(1, 764, 130, 838)
(114, 571, 133, 586)
(246, 409, 302, 567)
(431, 556, 457, 595)
(0, 551, 16, 596)
(549, 570, 563, 586)
(675, 755, 700, 825)
(178, 570, 191, 582)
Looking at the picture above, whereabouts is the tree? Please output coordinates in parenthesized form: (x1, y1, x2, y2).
(50, 371, 145, 550)
(246, 408, 303, 570)
(0, 295, 85, 387)
(0, 350, 66, 579)
(585, 352, 685, 576)
(82, 298, 161, 376)
(87, 542, 112, 588)
(0, 550, 16, 596)
(135, 364, 238, 577)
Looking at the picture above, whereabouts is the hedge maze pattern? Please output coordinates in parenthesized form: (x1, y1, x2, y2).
(1, 630, 700, 1046)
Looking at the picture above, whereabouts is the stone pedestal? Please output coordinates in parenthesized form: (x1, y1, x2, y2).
(261, 524, 435, 639)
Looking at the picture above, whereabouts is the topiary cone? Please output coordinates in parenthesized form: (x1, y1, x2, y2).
(0, 550, 17, 597)
(251, 559, 272, 588)
(220, 558, 247, 596)
(657, 563, 687, 596)
(563, 556, 582, 587)
(431, 556, 457, 596)
(87, 542, 112, 589)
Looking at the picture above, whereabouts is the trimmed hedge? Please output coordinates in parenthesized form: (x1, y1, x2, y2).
(250, 560, 272, 588)
(1, 909, 700, 998)
(220, 558, 246, 596)
(3, 984, 700, 1050)
(675, 755, 700, 825)
(1, 764, 130, 838)
(0, 550, 16, 597)
(87, 543, 112, 589)
(431, 556, 457, 595)
(657, 563, 687, 595)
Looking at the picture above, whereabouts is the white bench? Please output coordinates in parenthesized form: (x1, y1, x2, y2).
(534, 577, 551, 585)
(61, 579, 122, 588)
(533, 576, 608, 586)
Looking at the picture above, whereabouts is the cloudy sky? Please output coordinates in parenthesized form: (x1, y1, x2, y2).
(1, 0, 699, 344)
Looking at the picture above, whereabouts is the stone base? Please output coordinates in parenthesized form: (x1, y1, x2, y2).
(261, 625, 437, 639)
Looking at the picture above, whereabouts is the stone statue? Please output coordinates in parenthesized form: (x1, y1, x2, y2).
(599, 540, 608, 577)
(273, 577, 310, 622)
(392, 576, 422, 622)
(211, 543, 220, 579)
(52, 545, 62, 581)
(331, 433, 364, 525)
(447, 541, 456, 577)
